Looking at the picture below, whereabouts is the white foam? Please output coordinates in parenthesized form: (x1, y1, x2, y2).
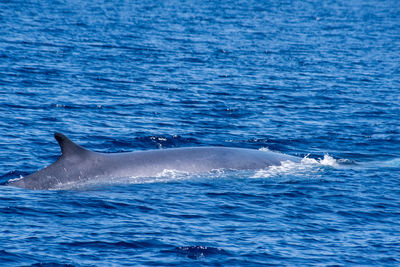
(252, 160, 304, 178)
(7, 175, 24, 183)
(302, 154, 340, 167)
(155, 169, 188, 178)
(259, 146, 341, 168)
(251, 154, 341, 179)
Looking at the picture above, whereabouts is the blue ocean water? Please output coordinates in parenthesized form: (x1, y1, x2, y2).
(1, 0, 400, 265)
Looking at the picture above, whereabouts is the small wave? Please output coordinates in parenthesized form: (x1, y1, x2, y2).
(364, 157, 400, 169)
(332, 156, 400, 170)
(29, 263, 74, 267)
(381, 158, 400, 167)
(61, 241, 146, 249)
(168, 245, 230, 260)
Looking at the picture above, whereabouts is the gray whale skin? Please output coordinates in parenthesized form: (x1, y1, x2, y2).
(8, 133, 300, 190)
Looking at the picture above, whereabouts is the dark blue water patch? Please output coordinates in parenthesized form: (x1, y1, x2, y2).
(29, 263, 76, 267)
(83, 134, 202, 152)
(62, 240, 162, 250)
(166, 246, 230, 260)
(132, 135, 201, 150)
(0, 250, 33, 265)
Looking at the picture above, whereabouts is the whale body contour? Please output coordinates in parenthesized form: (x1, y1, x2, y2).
(8, 133, 300, 190)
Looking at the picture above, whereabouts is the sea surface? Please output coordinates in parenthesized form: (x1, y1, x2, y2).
(1, 0, 400, 266)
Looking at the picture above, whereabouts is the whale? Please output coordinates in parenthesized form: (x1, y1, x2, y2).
(7, 133, 300, 190)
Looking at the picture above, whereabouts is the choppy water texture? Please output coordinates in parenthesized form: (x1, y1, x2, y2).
(1, 0, 400, 265)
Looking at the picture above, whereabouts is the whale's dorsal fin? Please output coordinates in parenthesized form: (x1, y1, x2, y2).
(54, 133, 90, 157)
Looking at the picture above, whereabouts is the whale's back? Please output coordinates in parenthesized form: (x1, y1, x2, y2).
(8, 133, 299, 190)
